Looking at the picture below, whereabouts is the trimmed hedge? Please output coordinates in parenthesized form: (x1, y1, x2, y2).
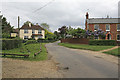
(24, 40, 38, 45)
(89, 40, 117, 46)
(2, 39, 22, 50)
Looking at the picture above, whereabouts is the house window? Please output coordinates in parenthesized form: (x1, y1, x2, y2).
(94, 24, 99, 31)
(24, 29, 28, 33)
(32, 30, 35, 34)
(106, 24, 110, 31)
(117, 34, 120, 41)
(24, 36, 28, 39)
(117, 24, 120, 31)
(38, 30, 42, 34)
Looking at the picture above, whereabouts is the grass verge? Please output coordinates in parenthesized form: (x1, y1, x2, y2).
(58, 43, 115, 51)
(103, 47, 119, 57)
(2, 43, 47, 61)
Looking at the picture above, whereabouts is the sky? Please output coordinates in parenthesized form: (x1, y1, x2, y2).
(0, 0, 120, 32)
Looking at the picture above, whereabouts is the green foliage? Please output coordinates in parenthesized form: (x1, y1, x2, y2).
(2, 39, 22, 50)
(2, 43, 48, 61)
(58, 43, 114, 51)
(58, 26, 68, 38)
(103, 47, 119, 57)
(2, 33, 11, 38)
(89, 40, 117, 46)
(69, 28, 86, 38)
(54, 31, 60, 40)
(2, 17, 13, 38)
(25, 40, 37, 45)
(44, 29, 56, 40)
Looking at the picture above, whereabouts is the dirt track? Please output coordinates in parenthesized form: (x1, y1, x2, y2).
(2, 58, 63, 78)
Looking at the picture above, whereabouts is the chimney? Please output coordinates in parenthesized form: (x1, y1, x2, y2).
(86, 12, 89, 19)
(29, 23, 31, 27)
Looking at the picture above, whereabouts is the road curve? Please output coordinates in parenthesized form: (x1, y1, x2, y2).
(45, 41, 118, 78)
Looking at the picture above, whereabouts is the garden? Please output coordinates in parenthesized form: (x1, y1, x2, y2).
(2, 40, 48, 61)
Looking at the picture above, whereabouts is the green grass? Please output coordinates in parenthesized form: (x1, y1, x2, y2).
(103, 47, 120, 57)
(58, 43, 115, 51)
(2, 43, 47, 61)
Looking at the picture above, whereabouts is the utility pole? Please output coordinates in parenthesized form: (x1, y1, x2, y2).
(18, 16, 20, 37)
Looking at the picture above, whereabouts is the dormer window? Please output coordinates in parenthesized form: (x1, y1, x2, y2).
(38, 30, 42, 34)
(24, 29, 28, 33)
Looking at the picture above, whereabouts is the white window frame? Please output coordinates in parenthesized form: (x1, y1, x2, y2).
(94, 24, 99, 31)
(24, 36, 28, 39)
(117, 34, 120, 41)
(24, 29, 28, 33)
(106, 24, 110, 31)
(117, 24, 120, 31)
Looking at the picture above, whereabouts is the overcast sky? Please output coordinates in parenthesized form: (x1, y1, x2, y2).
(1, 0, 119, 32)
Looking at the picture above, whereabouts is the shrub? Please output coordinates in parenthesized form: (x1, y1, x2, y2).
(25, 40, 37, 45)
(2, 39, 22, 50)
(89, 40, 117, 46)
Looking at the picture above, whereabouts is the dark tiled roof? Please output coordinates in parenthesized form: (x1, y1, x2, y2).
(13, 28, 19, 33)
(87, 18, 120, 24)
(20, 24, 44, 30)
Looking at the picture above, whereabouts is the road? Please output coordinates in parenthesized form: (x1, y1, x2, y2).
(45, 41, 118, 78)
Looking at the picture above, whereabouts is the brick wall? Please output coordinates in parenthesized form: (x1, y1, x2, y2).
(61, 38, 89, 44)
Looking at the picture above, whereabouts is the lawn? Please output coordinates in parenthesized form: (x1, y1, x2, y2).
(58, 43, 115, 51)
(2, 43, 47, 61)
(103, 47, 120, 57)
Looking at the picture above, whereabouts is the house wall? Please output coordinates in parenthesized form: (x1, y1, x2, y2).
(88, 23, 120, 40)
(11, 33, 17, 37)
(20, 29, 45, 40)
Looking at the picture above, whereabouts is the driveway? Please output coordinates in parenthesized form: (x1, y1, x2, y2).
(45, 41, 118, 78)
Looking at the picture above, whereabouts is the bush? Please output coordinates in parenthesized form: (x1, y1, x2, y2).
(2, 39, 22, 50)
(25, 40, 38, 45)
(89, 40, 117, 46)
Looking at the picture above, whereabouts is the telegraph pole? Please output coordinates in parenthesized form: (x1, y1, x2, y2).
(18, 16, 20, 37)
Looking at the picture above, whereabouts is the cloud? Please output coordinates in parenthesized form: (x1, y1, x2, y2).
(1, 0, 119, 32)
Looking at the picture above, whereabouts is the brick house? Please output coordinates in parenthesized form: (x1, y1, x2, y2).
(20, 23, 45, 40)
(85, 12, 120, 41)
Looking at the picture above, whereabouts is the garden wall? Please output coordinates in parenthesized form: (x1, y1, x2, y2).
(61, 38, 89, 44)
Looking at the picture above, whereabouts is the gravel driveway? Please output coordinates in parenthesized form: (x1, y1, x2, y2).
(2, 58, 63, 78)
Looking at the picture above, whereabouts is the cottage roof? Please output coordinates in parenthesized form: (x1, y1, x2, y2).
(20, 24, 44, 30)
(87, 18, 120, 24)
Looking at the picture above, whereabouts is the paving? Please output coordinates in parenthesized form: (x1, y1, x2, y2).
(46, 41, 118, 78)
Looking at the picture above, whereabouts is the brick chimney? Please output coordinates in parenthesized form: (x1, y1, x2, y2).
(86, 12, 89, 19)
(29, 23, 31, 27)
(85, 12, 89, 30)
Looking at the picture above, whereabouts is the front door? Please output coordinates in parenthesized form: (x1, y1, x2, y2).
(107, 34, 111, 40)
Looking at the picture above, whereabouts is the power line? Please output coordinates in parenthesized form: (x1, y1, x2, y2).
(33, 0, 55, 13)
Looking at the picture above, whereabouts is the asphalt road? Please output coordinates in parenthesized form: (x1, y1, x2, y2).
(45, 41, 118, 78)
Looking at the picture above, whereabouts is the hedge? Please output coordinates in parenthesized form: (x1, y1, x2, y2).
(24, 40, 38, 45)
(2, 39, 22, 50)
(89, 40, 117, 46)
